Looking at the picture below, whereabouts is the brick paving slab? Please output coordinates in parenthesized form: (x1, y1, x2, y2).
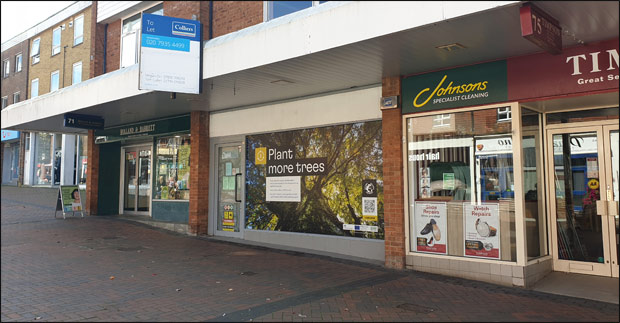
(2, 186, 619, 322)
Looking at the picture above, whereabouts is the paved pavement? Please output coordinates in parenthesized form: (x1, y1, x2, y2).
(2, 185, 618, 322)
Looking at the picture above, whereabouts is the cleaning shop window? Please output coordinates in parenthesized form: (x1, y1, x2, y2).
(406, 108, 516, 262)
(155, 134, 191, 200)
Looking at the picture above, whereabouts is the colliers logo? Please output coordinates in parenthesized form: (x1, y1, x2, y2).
(172, 21, 196, 38)
(413, 75, 488, 108)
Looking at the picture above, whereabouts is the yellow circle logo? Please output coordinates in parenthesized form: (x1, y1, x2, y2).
(255, 147, 266, 165)
(588, 179, 599, 190)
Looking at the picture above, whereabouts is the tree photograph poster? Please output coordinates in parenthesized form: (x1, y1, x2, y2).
(245, 121, 383, 239)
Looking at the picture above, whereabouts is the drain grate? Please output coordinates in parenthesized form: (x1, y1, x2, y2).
(240, 271, 257, 276)
(396, 303, 436, 314)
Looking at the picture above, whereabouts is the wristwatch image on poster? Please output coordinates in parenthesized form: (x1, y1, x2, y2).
(414, 202, 447, 254)
(464, 203, 500, 259)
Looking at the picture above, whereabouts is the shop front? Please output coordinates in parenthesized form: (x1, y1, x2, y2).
(1, 130, 21, 185)
(401, 38, 618, 286)
(94, 114, 191, 223)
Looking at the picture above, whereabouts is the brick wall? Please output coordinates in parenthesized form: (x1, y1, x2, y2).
(189, 111, 209, 235)
(382, 76, 406, 269)
(28, 7, 92, 98)
(85, 129, 99, 215)
(212, 1, 263, 38)
(1, 39, 29, 105)
(104, 21, 121, 73)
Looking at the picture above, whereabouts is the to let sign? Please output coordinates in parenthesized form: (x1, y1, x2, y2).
(520, 3, 562, 55)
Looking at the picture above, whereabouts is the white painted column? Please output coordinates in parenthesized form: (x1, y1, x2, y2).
(60, 134, 76, 185)
(23, 132, 36, 185)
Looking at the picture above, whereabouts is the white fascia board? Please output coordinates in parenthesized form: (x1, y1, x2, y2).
(203, 1, 518, 79)
(1, 65, 149, 129)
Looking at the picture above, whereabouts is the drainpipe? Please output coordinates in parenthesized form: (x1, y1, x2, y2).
(209, 1, 213, 40)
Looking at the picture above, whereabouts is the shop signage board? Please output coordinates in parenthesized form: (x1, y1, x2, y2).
(519, 3, 562, 55)
(139, 13, 201, 94)
(64, 113, 104, 130)
(414, 202, 447, 254)
(55, 185, 84, 219)
(401, 60, 508, 114)
(94, 115, 190, 144)
(464, 203, 500, 259)
(1, 130, 19, 141)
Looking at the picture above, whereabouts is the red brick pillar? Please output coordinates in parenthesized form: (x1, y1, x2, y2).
(189, 111, 209, 235)
(382, 76, 405, 269)
(85, 129, 99, 215)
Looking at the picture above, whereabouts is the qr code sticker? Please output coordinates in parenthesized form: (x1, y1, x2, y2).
(362, 197, 377, 216)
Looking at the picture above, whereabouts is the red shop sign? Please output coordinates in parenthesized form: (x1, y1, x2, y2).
(520, 3, 562, 55)
(508, 38, 619, 101)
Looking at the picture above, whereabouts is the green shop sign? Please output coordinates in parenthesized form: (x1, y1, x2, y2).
(95, 114, 190, 144)
(402, 60, 508, 114)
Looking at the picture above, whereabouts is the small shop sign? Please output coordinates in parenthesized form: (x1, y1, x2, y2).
(519, 3, 562, 55)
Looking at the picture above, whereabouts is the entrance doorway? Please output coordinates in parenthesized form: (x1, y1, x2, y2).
(121, 144, 152, 215)
(546, 122, 619, 277)
(213, 143, 244, 238)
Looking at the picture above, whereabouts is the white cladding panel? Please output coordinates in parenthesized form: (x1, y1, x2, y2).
(209, 86, 382, 138)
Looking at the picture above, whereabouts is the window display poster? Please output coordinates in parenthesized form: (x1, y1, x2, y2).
(464, 203, 500, 259)
(414, 202, 447, 254)
(419, 167, 430, 198)
(586, 157, 599, 178)
(59, 185, 83, 212)
(245, 121, 383, 239)
(222, 204, 236, 232)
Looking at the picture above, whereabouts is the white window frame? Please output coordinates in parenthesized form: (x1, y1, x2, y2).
(52, 27, 62, 56)
(50, 70, 60, 92)
(72, 61, 82, 85)
(264, 1, 324, 21)
(31, 38, 41, 64)
(15, 53, 22, 73)
(2, 59, 9, 78)
(120, 3, 164, 68)
(1, 96, 8, 109)
(13, 92, 20, 104)
(73, 15, 84, 46)
(31, 79, 39, 98)
(433, 114, 452, 128)
(497, 107, 512, 122)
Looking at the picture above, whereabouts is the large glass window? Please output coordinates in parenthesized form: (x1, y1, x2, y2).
(522, 108, 547, 260)
(72, 61, 82, 85)
(15, 53, 22, 73)
(76, 135, 88, 186)
(34, 133, 53, 185)
(50, 71, 60, 92)
(74, 15, 84, 45)
(121, 4, 163, 68)
(407, 107, 516, 261)
(31, 38, 40, 64)
(31, 79, 39, 98)
(52, 27, 61, 56)
(154, 134, 190, 200)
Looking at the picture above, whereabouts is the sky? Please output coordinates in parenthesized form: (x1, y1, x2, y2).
(1, 1, 76, 44)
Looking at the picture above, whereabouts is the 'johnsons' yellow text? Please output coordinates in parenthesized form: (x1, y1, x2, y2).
(413, 75, 488, 107)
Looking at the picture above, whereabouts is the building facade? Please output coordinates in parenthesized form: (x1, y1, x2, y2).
(1, 1, 618, 288)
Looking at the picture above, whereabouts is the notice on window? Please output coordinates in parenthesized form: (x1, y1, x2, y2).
(586, 157, 599, 178)
(464, 203, 500, 259)
(414, 202, 447, 254)
(443, 173, 455, 190)
(266, 176, 301, 202)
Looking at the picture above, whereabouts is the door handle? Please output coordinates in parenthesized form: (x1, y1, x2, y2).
(234, 173, 242, 202)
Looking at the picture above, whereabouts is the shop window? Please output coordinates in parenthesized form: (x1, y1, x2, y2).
(407, 108, 516, 261)
(76, 135, 88, 186)
(121, 4, 163, 68)
(154, 134, 190, 200)
(52, 27, 61, 56)
(34, 133, 53, 185)
(31, 79, 39, 98)
(15, 53, 22, 73)
(31, 38, 40, 64)
(73, 15, 84, 46)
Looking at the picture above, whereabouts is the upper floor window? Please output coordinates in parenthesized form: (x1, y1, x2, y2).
(265, 1, 325, 21)
(31, 38, 41, 64)
(2, 59, 9, 78)
(52, 27, 62, 56)
(497, 107, 512, 122)
(51, 70, 60, 92)
(433, 114, 452, 127)
(1, 97, 7, 109)
(72, 61, 82, 85)
(15, 53, 22, 73)
(31, 79, 39, 98)
(13, 92, 20, 104)
(121, 3, 163, 68)
(74, 15, 84, 45)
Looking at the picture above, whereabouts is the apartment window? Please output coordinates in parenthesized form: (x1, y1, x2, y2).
(51, 71, 60, 92)
(497, 107, 512, 122)
(15, 53, 22, 72)
(31, 38, 40, 64)
(265, 1, 325, 21)
(72, 61, 82, 85)
(2, 59, 8, 78)
(31, 79, 39, 98)
(52, 27, 62, 56)
(1, 97, 7, 109)
(74, 15, 84, 45)
(13, 92, 20, 104)
(121, 3, 163, 68)
(433, 114, 452, 127)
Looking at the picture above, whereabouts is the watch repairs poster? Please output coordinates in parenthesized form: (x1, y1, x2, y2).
(414, 202, 447, 254)
(464, 203, 500, 259)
